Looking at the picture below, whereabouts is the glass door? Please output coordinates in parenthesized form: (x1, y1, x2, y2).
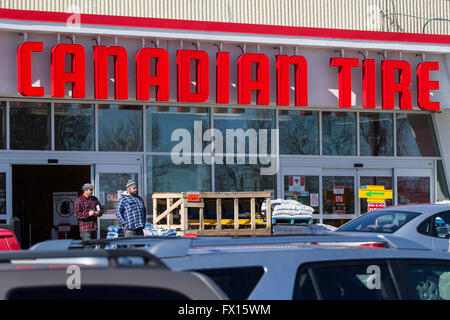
(394, 168, 433, 206)
(358, 169, 393, 214)
(280, 167, 321, 220)
(95, 164, 142, 239)
(322, 169, 357, 225)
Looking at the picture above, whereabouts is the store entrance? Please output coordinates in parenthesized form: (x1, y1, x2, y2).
(12, 165, 90, 249)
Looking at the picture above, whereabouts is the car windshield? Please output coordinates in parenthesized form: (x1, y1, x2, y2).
(337, 210, 420, 233)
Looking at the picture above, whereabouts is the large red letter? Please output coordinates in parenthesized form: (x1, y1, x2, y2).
(330, 57, 359, 108)
(238, 53, 270, 105)
(276, 55, 308, 106)
(94, 46, 128, 100)
(363, 59, 376, 109)
(17, 42, 45, 96)
(417, 61, 440, 111)
(51, 44, 86, 98)
(177, 50, 209, 103)
(216, 51, 229, 104)
(382, 60, 412, 110)
(136, 48, 169, 101)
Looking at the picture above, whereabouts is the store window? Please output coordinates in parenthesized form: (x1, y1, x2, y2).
(397, 177, 430, 205)
(360, 176, 393, 214)
(279, 110, 319, 155)
(98, 104, 143, 152)
(396, 114, 440, 157)
(10, 101, 51, 150)
(0, 102, 5, 149)
(283, 175, 319, 213)
(322, 112, 356, 156)
(322, 176, 354, 214)
(147, 155, 211, 195)
(146, 106, 210, 153)
(215, 163, 276, 194)
(54, 103, 95, 151)
(359, 113, 393, 156)
(213, 108, 276, 155)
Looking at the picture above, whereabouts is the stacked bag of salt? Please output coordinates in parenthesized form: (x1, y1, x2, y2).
(262, 199, 314, 218)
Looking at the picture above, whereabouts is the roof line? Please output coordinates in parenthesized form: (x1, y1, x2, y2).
(0, 8, 449, 45)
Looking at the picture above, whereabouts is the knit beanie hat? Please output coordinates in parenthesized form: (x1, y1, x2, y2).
(126, 180, 137, 190)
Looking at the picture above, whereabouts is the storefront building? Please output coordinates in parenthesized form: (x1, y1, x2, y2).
(0, 8, 448, 246)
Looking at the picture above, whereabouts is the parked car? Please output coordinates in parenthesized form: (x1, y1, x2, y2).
(0, 248, 227, 300)
(28, 233, 450, 300)
(0, 229, 20, 251)
(336, 204, 450, 251)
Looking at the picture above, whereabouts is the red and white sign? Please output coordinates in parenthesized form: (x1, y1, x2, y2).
(53, 192, 78, 226)
(289, 176, 305, 192)
(333, 186, 345, 195)
(333, 194, 346, 204)
(106, 192, 119, 203)
(368, 202, 386, 213)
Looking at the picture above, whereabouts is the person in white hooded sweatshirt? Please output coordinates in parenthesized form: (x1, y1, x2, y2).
(115, 180, 147, 237)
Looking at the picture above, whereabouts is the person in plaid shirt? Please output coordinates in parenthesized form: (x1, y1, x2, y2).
(115, 180, 147, 237)
(74, 183, 104, 240)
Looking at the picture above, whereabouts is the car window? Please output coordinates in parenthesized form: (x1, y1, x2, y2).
(417, 217, 432, 236)
(294, 261, 398, 300)
(191, 266, 265, 300)
(402, 261, 450, 300)
(293, 269, 318, 300)
(337, 210, 420, 233)
(7, 285, 190, 300)
(431, 212, 450, 239)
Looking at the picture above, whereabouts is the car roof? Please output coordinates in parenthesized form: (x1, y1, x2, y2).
(29, 233, 430, 254)
(376, 204, 450, 215)
(0, 268, 227, 300)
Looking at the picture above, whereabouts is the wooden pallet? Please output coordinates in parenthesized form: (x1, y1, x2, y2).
(152, 192, 272, 236)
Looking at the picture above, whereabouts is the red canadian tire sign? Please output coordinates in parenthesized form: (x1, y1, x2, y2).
(16, 42, 441, 111)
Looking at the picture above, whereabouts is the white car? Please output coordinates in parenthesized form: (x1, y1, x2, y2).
(336, 204, 450, 251)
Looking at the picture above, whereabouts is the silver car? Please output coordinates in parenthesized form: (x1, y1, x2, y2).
(336, 204, 450, 251)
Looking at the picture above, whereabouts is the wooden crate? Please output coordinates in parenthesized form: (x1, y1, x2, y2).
(152, 192, 272, 236)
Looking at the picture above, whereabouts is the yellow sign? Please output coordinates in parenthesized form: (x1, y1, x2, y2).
(359, 185, 393, 202)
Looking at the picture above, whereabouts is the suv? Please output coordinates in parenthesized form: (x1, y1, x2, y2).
(0, 249, 227, 300)
(29, 234, 450, 300)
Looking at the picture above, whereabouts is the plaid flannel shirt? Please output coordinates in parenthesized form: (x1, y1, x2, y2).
(74, 194, 104, 232)
(115, 193, 147, 230)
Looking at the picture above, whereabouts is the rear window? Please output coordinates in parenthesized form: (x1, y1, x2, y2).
(191, 266, 265, 300)
(337, 210, 420, 233)
(7, 285, 190, 300)
(401, 260, 450, 300)
(294, 261, 398, 300)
